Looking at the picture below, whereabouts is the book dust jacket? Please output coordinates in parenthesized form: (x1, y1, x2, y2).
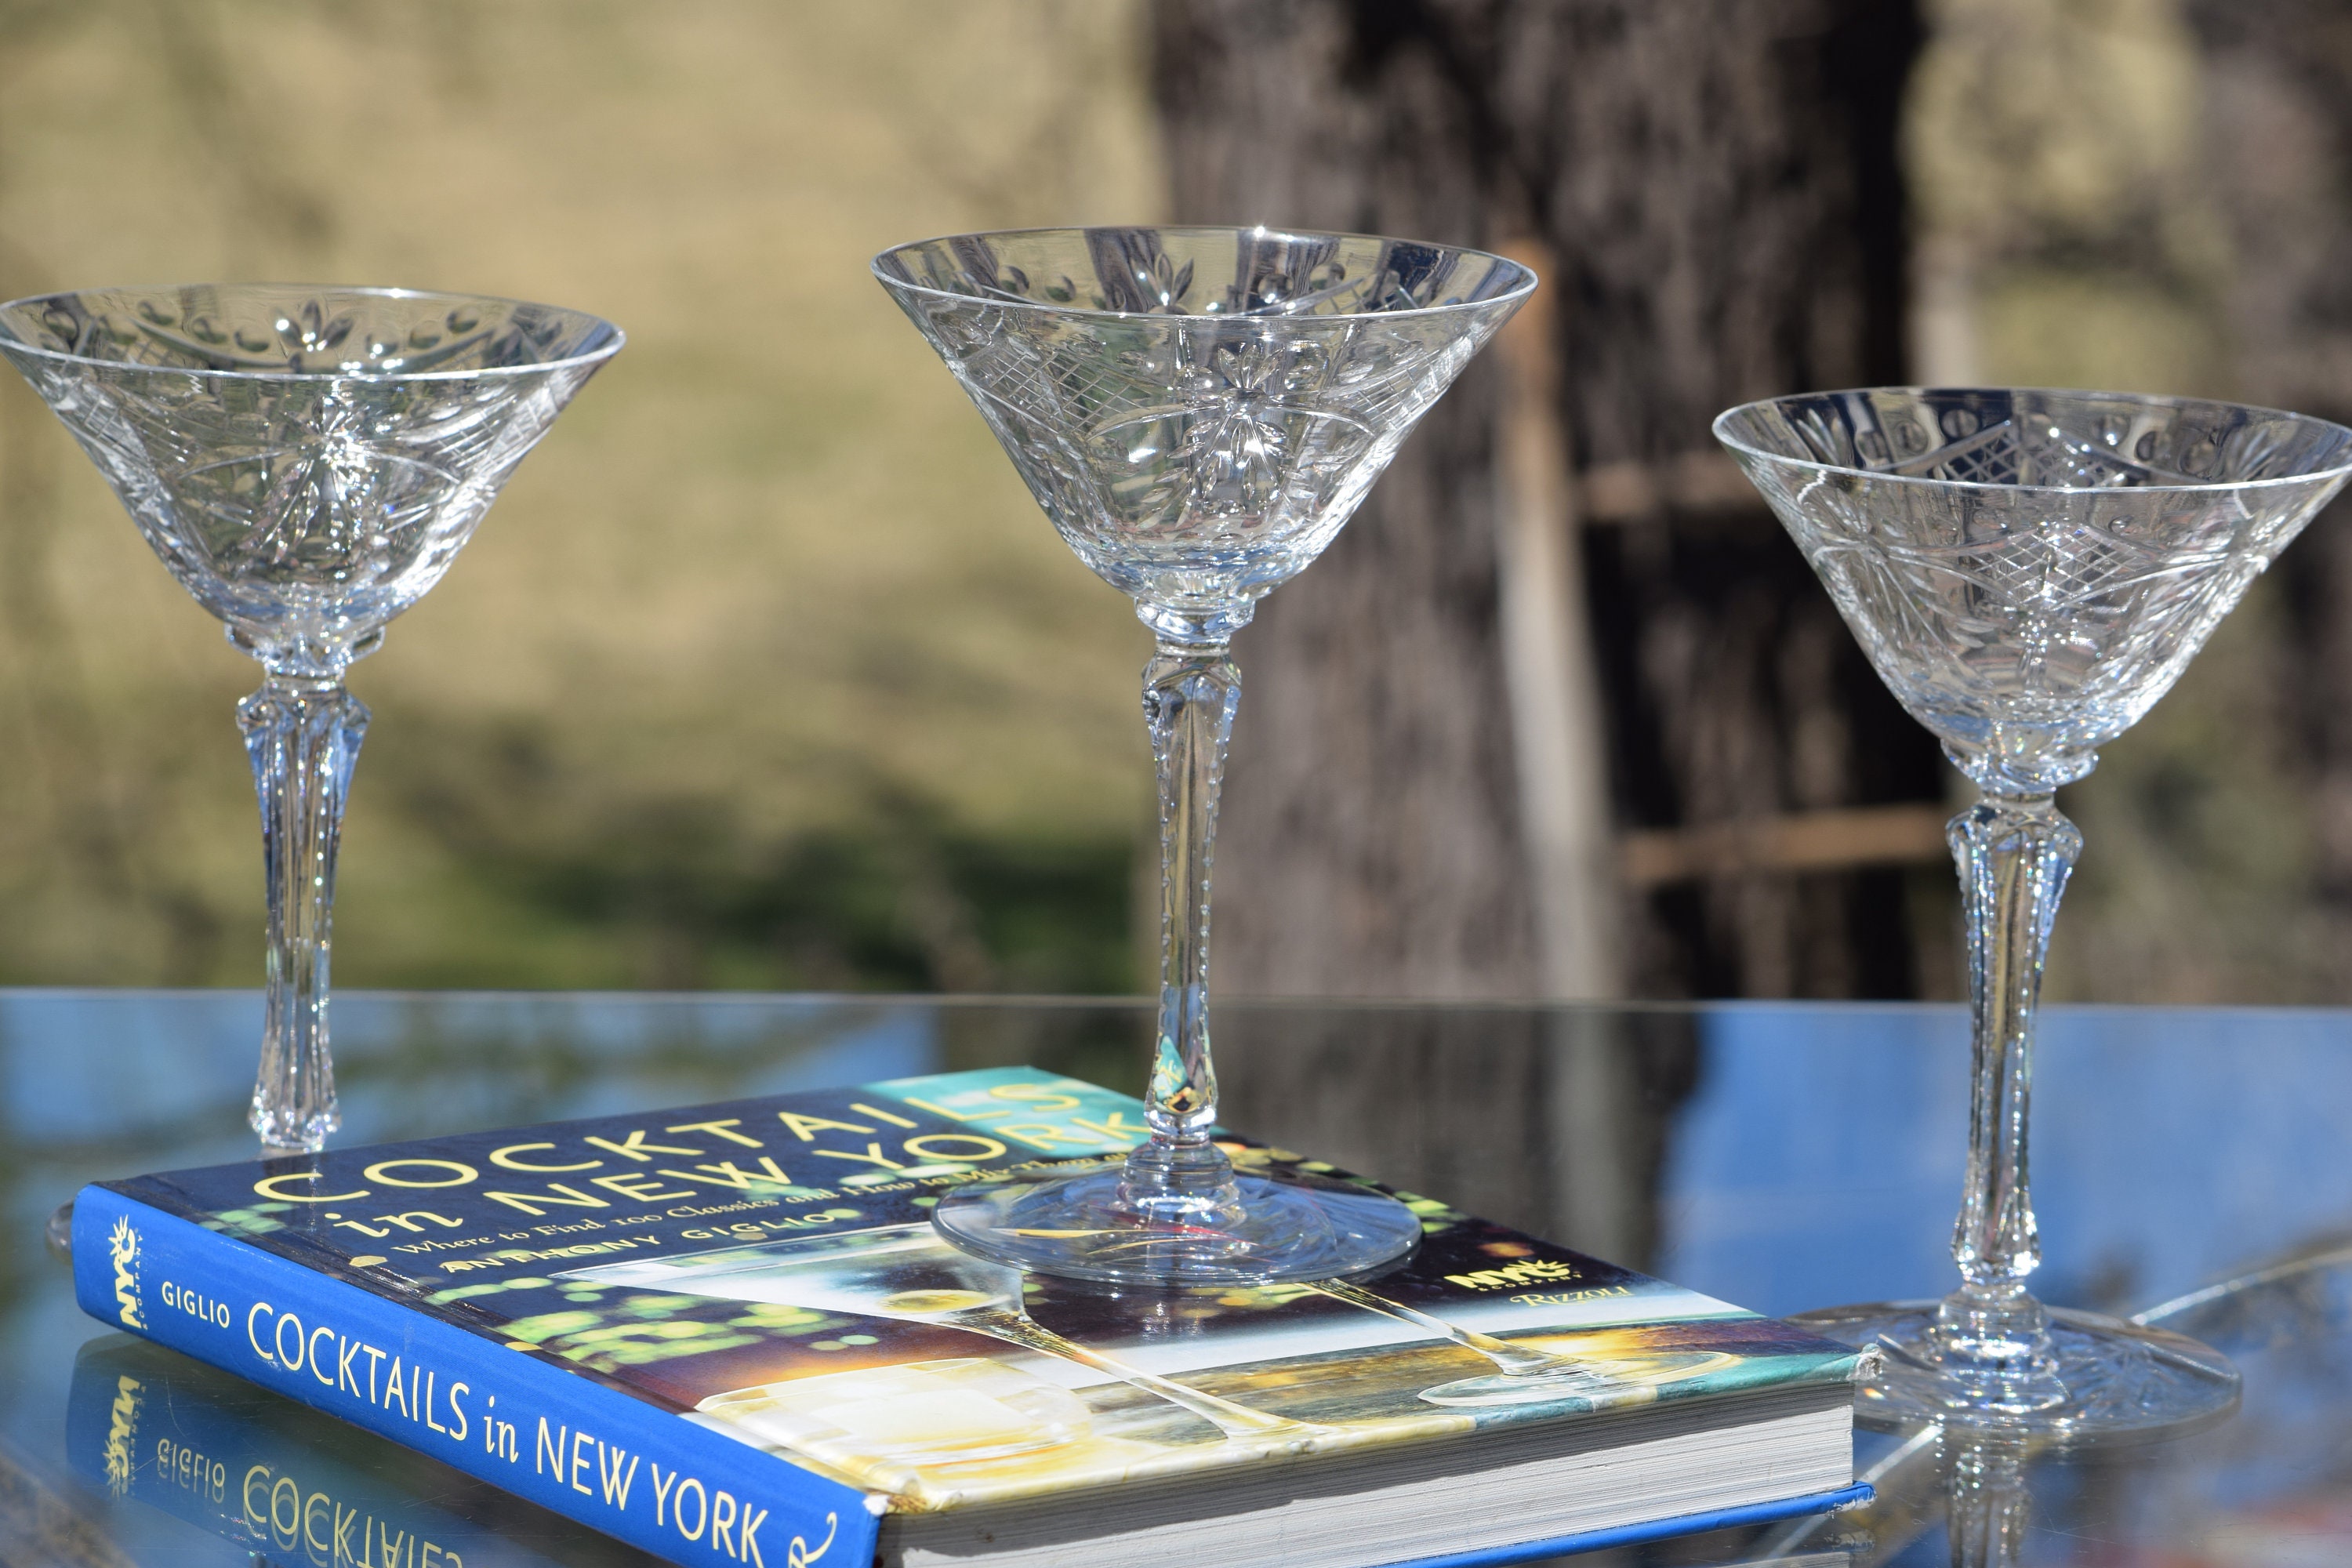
(90, 1066, 1857, 1522)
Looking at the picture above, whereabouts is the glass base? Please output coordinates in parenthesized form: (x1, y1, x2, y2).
(1790, 1299, 2241, 1442)
(1416, 1366, 1626, 1407)
(931, 1160, 1423, 1287)
(45, 1198, 73, 1263)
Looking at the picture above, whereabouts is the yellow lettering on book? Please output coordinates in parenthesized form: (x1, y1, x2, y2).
(673, 1477, 708, 1541)
(898, 1095, 1002, 1122)
(274, 1312, 307, 1374)
(252, 1172, 367, 1203)
(591, 1172, 698, 1202)
(378, 1211, 465, 1232)
(791, 1511, 838, 1566)
(778, 1112, 873, 1142)
(655, 1159, 797, 1192)
(491, 1142, 602, 1174)
(666, 1118, 767, 1147)
(902, 1134, 1007, 1163)
(585, 1131, 705, 1162)
(598, 1443, 641, 1508)
(1443, 1258, 1581, 1290)
(991, 1083, 1083, 1111)
(363, 1160, 479, 1189)
(485, 1183, 612, 1218)
(1069, 1112, 1146, 1145)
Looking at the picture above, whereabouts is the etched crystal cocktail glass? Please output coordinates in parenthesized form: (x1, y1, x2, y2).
(1716, 387, 2352, 1437)
(875, 227, 1533, 1285)
(0, 285, 620, 1164)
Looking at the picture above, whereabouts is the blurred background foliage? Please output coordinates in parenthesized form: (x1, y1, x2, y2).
(1906, 0, 2336, 1004)
(0, 0, 1160, 995)
(0, 0, 2333, 1002)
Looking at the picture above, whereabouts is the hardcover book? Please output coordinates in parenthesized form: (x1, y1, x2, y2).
(73, 1065, 1868, 1568)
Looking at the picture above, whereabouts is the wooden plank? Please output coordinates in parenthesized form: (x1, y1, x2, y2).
(1578, 452, 1759, 523)
(1620, 803, 1951, 887)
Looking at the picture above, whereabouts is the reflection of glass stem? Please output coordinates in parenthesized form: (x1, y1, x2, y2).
(1313, 1279, 1609, 1383)
(945, 1307, 1315, 1440)
(1944, 1424, 2031, 1568)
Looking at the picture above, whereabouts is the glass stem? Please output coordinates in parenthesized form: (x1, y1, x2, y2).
(238, 670, 370, 1156)
(954, 1308, 1312, 1439)
(1120, 637, 1243, 1220)
(1939, 791, 2079, 1369)
(1313, 1279, 1588, 1379)
(1942, 1424, 2031, 1568)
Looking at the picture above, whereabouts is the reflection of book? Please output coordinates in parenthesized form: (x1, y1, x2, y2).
(66, 1335, 648, 1568)
(71, 1065, 1868, 1567)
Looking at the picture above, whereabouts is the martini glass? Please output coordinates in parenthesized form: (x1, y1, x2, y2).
(1715, 387, 2352, 1438)
(0, 285, 620, 1175)
(559, 1224, 1318, 1443)
(873, 226, 1533, 1287)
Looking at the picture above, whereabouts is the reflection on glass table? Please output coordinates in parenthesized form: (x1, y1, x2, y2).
(53, 1221, 2352, 1566)
(7, 991, 2352, 1563)
(558, 1224, 1316, 1443)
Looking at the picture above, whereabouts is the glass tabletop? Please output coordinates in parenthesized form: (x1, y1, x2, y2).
(3, 990, 2348, 1565)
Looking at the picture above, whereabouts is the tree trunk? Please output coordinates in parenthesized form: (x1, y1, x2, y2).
(1152, 0, 1934, 1258)
(1152, 0, 1940, 1004)
(1152, 2, 1536, 1000)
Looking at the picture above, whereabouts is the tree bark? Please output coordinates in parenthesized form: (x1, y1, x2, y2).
(1153, 2, 1535, 1000)
(1154, 0, 1934, 1260)
(1152, 0, 1940, 1004)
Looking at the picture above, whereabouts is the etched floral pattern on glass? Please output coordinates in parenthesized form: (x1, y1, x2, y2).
(877, 227, 1532, 1287)
(0, 285, 620, 1163)
(1717, 387, 2352, 1438)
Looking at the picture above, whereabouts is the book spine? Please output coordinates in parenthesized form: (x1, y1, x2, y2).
(74, 1185, 879, 1568)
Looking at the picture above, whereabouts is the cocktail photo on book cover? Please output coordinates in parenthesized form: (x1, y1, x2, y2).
(84, 1066, 1859, 1530)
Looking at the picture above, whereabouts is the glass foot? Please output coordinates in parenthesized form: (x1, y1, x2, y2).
(45, 1198, 73, 1263)
(931, 1161, 1422, 1287)
(1790, 1300, 2240, 1441)
(1416, 1367, 1624, 1407)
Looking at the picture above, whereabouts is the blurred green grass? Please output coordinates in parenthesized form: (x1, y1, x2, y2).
(0, 0, 1163, 993)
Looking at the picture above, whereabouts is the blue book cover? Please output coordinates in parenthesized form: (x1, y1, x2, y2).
(74, 1065, 1867, 1567)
